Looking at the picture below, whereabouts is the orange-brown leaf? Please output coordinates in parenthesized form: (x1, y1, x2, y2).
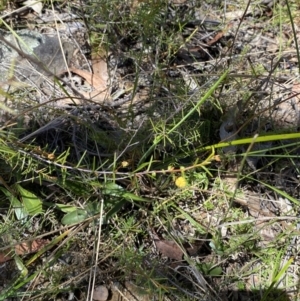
(154, 237, 183, 260)
(91, 53, 109, 83)
(0, 238, 49, 263)
(69, 67, 110, 102)
(69, 68, 107, 91)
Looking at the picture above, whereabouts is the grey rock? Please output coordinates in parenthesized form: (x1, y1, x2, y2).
(0, 29, 74, 85)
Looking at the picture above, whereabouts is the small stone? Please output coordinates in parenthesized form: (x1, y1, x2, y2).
(92, 285, 109, 301)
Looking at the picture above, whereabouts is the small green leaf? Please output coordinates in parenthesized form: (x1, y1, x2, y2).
(122, 191, 150, 202)
(15, 255, 28, 277)
(0, 187, 27, 220)
(61, 201, 101, 225)
(198, 263, 222, 276)
(10, 196, 28, 220)
(55, 204, 78, 213)
(208, 266, 222, 276)
(61, 209, 88, 225)
(15, 185, 43, 215)
(103, 182, 123, 196)
(103, 182, 150, 202)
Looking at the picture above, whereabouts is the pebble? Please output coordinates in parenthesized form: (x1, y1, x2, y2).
(92, 285, 109, 301)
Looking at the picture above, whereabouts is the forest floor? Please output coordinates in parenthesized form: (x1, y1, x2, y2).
(0, 0, 300, 300)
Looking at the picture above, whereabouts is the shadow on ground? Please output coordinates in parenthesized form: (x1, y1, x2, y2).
(224, 288, 292, 301)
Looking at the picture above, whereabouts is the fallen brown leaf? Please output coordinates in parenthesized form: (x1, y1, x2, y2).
(153, 234, 183, 260)
(0, 238, 49, 263)
(207, 31, 225, 46)
(91, 53, 109, 82)
(69, 68, 106, 91)
(69, 67, 110, 103)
